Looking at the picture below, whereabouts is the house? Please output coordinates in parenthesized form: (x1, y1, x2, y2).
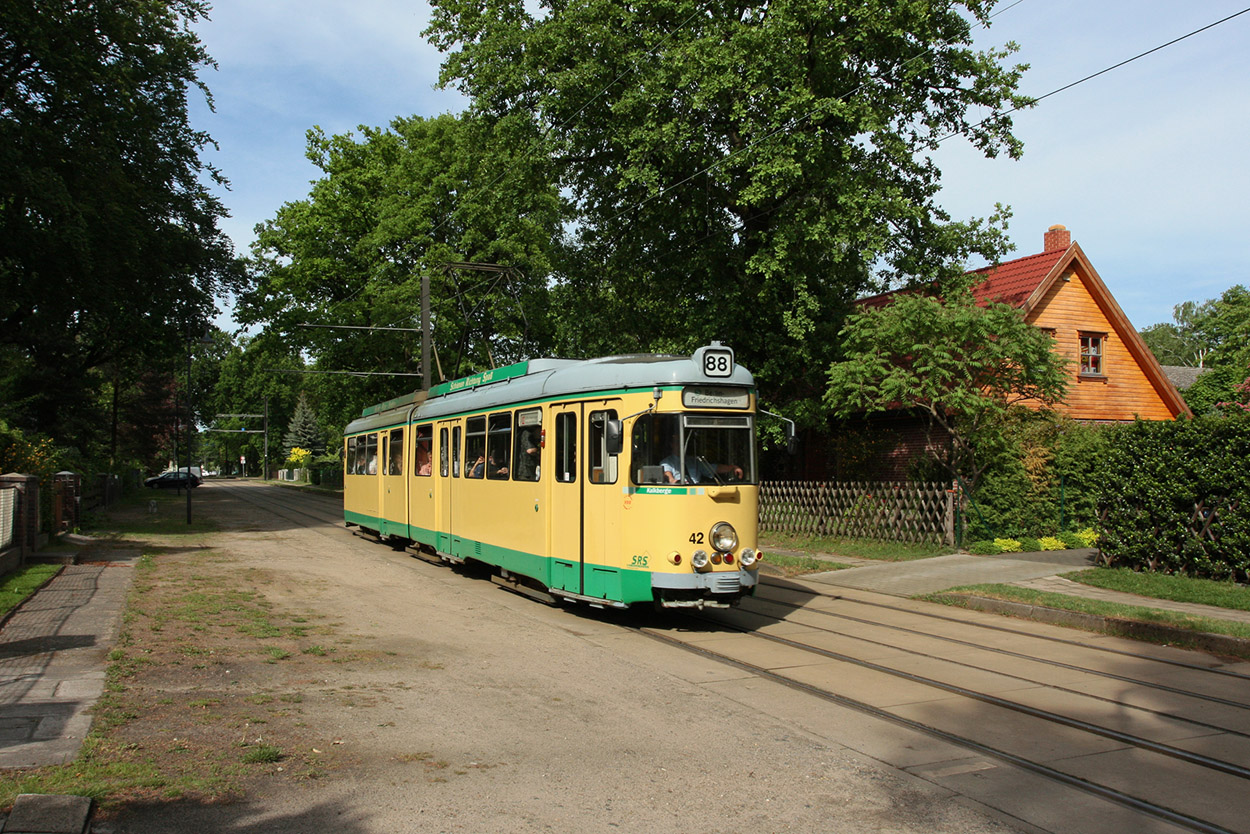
(819, 225, 1190, 481)
(964, 224, 1190, 422)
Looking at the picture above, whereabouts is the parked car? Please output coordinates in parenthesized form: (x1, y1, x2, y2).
(144, 471, 201, 490)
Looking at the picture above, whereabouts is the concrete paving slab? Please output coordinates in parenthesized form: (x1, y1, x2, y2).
(2, 793, 92, 834)
(1168, 731, 1250, 770)
(1059, 745, 1250, 834)
(886, 696, 1129, 763)
(782, 660, 961, 708)
(910, 761, 1193, 834)
(1001, 685, 1226, 744)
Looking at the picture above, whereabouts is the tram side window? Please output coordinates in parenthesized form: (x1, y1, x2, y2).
(486, 413, 511, 479)
(452, 426, 461, 477)
(388, 429, 403, 475)
(364, 433, 378, 475)
(415, 425, 433, 476)
(513, 408, 541, 482)
(588, 410, 618, 484)
(439, 428, 449, 477)
(555, 413, 576, 483)
(346, 437, 356, 475)
(465, 417, 486, 479)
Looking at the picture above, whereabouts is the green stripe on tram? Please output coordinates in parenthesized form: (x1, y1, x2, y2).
(343, 511, 653, 604)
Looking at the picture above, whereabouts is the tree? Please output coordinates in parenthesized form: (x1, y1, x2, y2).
(824, 283, 1068, 491)
(1146, 285, 1250, 414)
(1139, 300, 1213, 367)
(239, 113, 563, 424)
(425, 0, 1031, 423)
(283, 393, 324, 458)
(0, 0, 238, 454)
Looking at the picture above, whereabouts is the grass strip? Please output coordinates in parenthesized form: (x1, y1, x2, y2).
(927, 583, 1250, 641)
(0, 563, 62, 619)
(760, 532, 951, 562)
(1067, 568, 1250, 611)
(758, 552, 851, 578)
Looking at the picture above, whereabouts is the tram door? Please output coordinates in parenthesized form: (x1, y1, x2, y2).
(548, 404, 582, 593)
(434, 420, 458, 556)
(379, 427, 406, 538)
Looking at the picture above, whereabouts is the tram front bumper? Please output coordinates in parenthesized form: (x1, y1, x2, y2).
(651, 568, 758, 608)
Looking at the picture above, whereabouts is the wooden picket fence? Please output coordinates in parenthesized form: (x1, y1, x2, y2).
(759, 480, 955, 545)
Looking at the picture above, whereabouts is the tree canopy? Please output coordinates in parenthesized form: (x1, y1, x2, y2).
(1141, 285, 1250, 415)
(425, 0, 1031, 423)
(825, 283, 1068, 490)
(238, 113, 564, 421)
(0, 0, 237, 464)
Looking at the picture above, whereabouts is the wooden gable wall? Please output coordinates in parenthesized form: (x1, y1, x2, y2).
(1023, 252, 1186, 421)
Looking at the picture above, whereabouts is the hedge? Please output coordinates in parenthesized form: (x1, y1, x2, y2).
(1097, 415, 1250, 582)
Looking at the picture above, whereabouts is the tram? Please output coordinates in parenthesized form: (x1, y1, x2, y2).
(343, 342, 762, 609)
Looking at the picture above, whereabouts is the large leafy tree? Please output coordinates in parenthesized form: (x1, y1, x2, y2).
(0, 0, 237, 457)
(239, 113, 563, 420)
(825, 284, 1068, 491)
(426, 0, 1030, 424)
(1142, 285, 1250, 414)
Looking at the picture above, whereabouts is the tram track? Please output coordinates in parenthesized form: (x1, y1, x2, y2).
(205, 480, 347, 532)
(639, 623, 1238, 834)
(632, 581, 1250, 834)
(750, 580, 1250, 717)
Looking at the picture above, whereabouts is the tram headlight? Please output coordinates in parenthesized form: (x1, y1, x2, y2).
(710, 522, 738, 553)
(740, 548, 758, 568)
(691, 549, 710, 570)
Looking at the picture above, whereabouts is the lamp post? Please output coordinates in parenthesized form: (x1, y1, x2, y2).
(186, 329, 213, 524)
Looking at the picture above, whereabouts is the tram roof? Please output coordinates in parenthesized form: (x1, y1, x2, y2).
(345, 349, 754, 434)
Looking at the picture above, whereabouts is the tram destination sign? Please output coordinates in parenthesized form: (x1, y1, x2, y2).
(429, 361, 530, 398)
(682, 386, 750, 409)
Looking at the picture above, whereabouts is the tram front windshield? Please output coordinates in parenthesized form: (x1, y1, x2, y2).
(631, 413, 755, 485)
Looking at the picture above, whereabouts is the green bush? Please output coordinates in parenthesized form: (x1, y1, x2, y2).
(962, 412, 1110, 541)
(1096, 414, 1250, 581)
(967, 540, 1002, 555)
(1038, 536, 1066, 551)
(1058, 531, 1083, 549)
(1018, 537, 1042, 553)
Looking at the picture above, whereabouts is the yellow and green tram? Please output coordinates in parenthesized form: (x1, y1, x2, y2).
(343, 342, 761, 609)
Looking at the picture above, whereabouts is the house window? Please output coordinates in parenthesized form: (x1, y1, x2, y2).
(1079, 333, 1105, 377)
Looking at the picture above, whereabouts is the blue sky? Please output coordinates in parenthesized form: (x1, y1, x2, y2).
(189, 0, 1250, 332)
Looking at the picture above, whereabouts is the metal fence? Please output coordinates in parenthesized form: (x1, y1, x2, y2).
(760, 480, 955, 545)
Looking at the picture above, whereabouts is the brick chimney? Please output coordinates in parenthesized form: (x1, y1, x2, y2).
(1044, 224, 1071, 252)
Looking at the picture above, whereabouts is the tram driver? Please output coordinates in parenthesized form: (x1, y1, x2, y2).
(661, 433, 743, 484)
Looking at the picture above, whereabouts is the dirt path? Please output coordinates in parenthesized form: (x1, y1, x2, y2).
(96, 482, 1021, 834)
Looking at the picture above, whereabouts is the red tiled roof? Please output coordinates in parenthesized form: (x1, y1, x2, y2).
(967, 248, 1067, 308)
(856, 247, 1069, 310)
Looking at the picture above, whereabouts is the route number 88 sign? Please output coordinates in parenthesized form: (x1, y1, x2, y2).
(699, 344, 734, 378)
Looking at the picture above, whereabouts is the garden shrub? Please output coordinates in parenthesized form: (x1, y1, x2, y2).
(993, 538, 1022, 553)
(962, 412, 1110, 541)
(1096, 414, 1250, 581)
(967, 540, 1001, 555)
(1018, 537, 1042, 553)
(1038, 536, 1065, 551)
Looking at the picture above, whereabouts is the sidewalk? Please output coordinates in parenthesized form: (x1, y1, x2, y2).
(0, 548, 138, 769)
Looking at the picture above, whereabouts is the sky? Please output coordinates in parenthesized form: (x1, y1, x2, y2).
(188, 0, 1250, 333)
